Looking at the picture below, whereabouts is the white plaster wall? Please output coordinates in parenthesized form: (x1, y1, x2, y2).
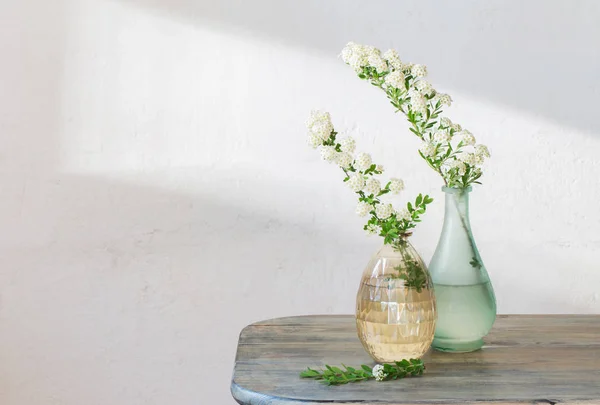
(1, 0, 599, 404)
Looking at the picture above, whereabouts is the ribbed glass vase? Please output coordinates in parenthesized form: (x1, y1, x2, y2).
(429, 186, 496, 352)
(356, 239, 437, 363)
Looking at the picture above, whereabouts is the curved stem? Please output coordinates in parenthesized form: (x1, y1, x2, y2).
(448, 190, 479, 267)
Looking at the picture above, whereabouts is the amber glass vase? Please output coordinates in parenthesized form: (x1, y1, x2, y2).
(356, 239, 437, 363)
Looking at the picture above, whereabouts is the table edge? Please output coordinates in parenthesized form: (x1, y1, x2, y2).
(232, 382, 598, 405)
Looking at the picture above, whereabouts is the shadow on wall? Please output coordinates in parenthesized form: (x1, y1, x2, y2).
(117, 0, 600, 136)
(1, 0, 598, 404)
(0, 172, 370, 404)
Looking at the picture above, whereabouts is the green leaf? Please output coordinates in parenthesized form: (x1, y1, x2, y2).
(300, 369, 322, 378)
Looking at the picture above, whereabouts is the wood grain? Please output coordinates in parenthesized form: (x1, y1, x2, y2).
(231, 315, 600, 405)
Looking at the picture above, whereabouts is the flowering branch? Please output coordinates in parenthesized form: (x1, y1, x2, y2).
(340, 42, 490, 189)
(306, 111, 433, 248)
(300, 359, 425, 385)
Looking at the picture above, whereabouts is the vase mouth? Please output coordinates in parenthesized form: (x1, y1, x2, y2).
(442, 186, 472, 194)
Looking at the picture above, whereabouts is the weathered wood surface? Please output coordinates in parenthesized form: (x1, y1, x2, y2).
(231, 315, 600, 405)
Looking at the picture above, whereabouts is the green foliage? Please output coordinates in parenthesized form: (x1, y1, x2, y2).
(391, 238, 430, 292)
(470, 257, 482, 269)
(300, 359, 425, 386)
(395, 258, 428, 292)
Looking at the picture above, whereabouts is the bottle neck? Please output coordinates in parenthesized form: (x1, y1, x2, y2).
(442, 187, 472, 231)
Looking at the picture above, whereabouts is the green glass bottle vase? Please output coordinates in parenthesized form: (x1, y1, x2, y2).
(429, 186, 496, 352)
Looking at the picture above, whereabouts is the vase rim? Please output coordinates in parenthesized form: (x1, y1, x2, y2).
(442, 186, 472, 194)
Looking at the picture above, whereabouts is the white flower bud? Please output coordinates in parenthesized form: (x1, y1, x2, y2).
(437, 93, 453, 107)
(336, 152, 354, 169)
(416, 80, 435, 96)
(339, 137, 356, 153)
(383, 49, 402, 70)
(365, 224, 381, 235)
(375, 203, 394, 219)
(363, 178, 381, 196)
(419, 141, 436, 157)
(411, 64, 428, 78)
(319, 145, 337, 162)
(475, 144, 491, 158)
(355, 201, 372, 217)
(372, 364, 387, 381)
(434, 129, 451, 143)
(347, 173, 365, 192)
(396, 207, 412, 221)
(354, 152, 373, 172)
(389, 178, 405, 194)
(458, 130, 476, 146)
(385, 71, 405, 89)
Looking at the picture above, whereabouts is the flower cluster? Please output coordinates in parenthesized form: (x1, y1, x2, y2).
(341, 42, 491, 189)
(306, 110, 433, 245)
(372, 364, 387, 381)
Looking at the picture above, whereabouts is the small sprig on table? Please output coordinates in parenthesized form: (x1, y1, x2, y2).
(300, 359, 425, 385)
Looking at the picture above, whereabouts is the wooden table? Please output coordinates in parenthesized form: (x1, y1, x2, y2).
(231, 315, 600, 404)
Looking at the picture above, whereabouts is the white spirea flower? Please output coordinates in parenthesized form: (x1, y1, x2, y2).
(451, 122, 462, 132)
(341, 42, 357, 64)
(440, 117, 452, 128)
(475, 144, 491, 158)
(344, 43, 369, 72)
(345, 44, 382, 73)
(306, 110, 331, 127)
(337, 152, 354, 169)
(319, 145, 337, 162)
(347, 173, 365, 192)
(448, 159, 467, 175)
(383, 49, 402, 70)
(306, 110, 333, 141)
(419, 141, 436, 157)
(310, 121, 333, 141)
(396, 207, 412, 221)
(307, 133, 323, 149)
(365, 224, 381, 235)
(368, 54, 388, 73)
(356, 201, 372, 217)
(376, 164, 385, 173)
(411, 64, 428, 78)
(412, 96, 427, 115)
(416, 80, 435, 96)
(434, 129, 451, 143)
(401, 62, 414, 73)
(354, 152, 373, 171)
(389, 178, 405, 194)
(375, 203, 394, 219)
(408, 89, 427, 114)
(363, 178, 381, 195)
(458, 152, 478, 166)
(339, 137, 356, 153)
(458, 130, 476, 146)
(372, 364, 387, 381)
(384, 70, 405, 89)
(437, 93, 453, 107)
